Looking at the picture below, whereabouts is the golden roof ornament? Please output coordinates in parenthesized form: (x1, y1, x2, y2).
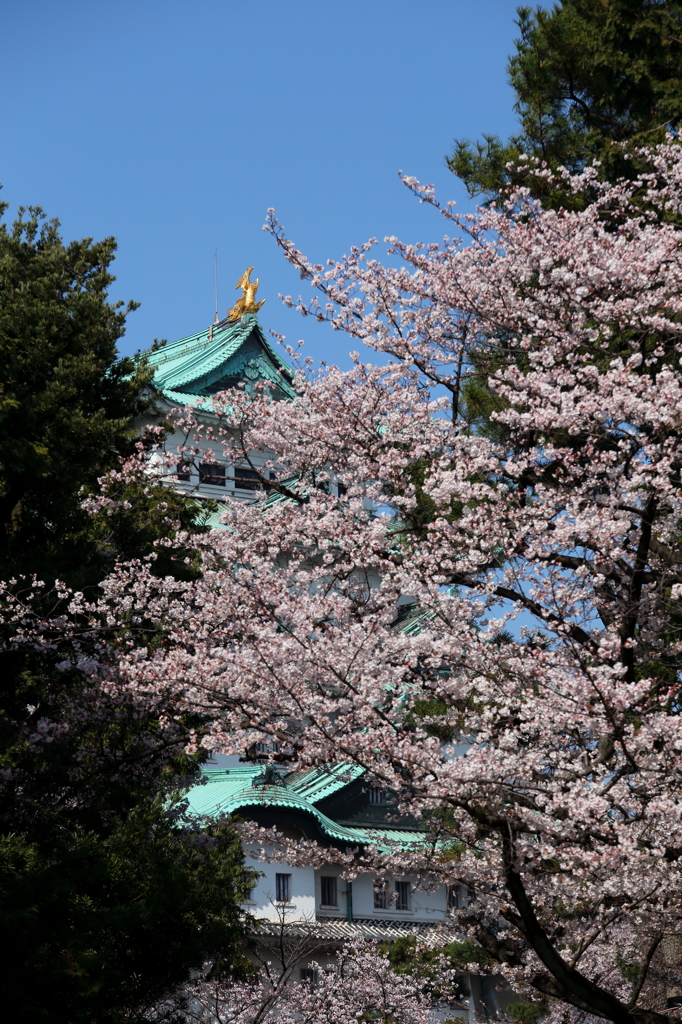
(227, 267, 266, 322)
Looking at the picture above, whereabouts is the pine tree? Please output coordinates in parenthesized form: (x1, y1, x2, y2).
(449, 0, 682, 209)
(0, 199, 251, 1022)
(0, 202, 154, 581)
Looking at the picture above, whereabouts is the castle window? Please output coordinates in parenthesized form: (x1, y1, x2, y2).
(275, 873, 291, 903)
(235, 467, 263, 491)
(396, 880, 411, 911)
(300, 968, 318, 986)
(176, 461, 191, 481)
(373, 879, 390, 910)
(199, 463, 225, 487)
(320, 876, 337, 907)
(448, 884, 461, 911)
(368, 787, 385, 805)
(256, 739, 280, 755)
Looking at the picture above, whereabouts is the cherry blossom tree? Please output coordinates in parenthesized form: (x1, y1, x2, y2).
(16, 140, 682, 1023)
(157, 938, 443, 1024)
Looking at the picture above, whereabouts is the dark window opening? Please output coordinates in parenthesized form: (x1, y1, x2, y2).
(373, 879, 390, 910)
(256, 739, 281, 755)
(201, 374, 243, 395)
(275, 873, 291, 903)
(176, 461, 192, 481)
(199, 463, 226, 487)
(396, 881, 411, 911)
(448, 884, 461, 910)
(235, 467, 265, 491)
(320, 876, 338, 907)
(300, 969, 318, 986)
(368, 787, 385, 805)
(337, 483, 347, 497)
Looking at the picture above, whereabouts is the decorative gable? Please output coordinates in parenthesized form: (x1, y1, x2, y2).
(143, 309, 295, 410)
(197, 327, 291, 397)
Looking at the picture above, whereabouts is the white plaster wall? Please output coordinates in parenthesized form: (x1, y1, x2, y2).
(242, 852, 451, 925)
(163, 422, 273, 504)
(243, 845, 316, 921)
(141, 406, 364, 508)
(317, 866, 450, 924)
(133, 405, 274, 505)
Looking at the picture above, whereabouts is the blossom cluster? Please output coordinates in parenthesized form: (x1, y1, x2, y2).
(164, 940, 441, 1024)
(9, 143, 682, 1022)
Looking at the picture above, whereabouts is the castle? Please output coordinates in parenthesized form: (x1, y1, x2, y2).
(134, 271, 506, 1018)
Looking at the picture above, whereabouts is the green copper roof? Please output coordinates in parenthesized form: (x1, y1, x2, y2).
(184, 763, 429, 853)
(283, 763, 365, 803)
(144, 312, 295, 409)
(185, 765, 367, 845)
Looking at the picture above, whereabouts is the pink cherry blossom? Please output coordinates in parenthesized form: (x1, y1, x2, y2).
(160, 939, 444, 1024)
(11, 141, 682, 1024)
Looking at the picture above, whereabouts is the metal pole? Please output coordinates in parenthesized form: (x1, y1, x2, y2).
(214, 248, 219, 324)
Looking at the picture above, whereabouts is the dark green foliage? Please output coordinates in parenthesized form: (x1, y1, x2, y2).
(0, 638, 255, 1023)
(0, 198, 249, 1022)
(383, 934, 489, 1000)
(459, 362, 513, 444)
(506, 1001, 547, 1024)
(0, 650, 194, 839)
(0, 200, 211, 587)
(0, 796, 255, 1024)
(408, 696, 457, 741)
(0, 200, 158, 583)
(449, 1, 682, 208)
(87, 462, 218, 582)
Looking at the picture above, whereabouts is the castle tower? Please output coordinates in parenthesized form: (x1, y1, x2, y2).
(134, 269, 294, 507)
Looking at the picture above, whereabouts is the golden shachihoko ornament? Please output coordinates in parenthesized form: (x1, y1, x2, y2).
(227, 267, 266, 322)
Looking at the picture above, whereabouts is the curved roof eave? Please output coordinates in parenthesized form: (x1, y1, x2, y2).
(185, 768, 366, 845)
(184, 765, 433, 853)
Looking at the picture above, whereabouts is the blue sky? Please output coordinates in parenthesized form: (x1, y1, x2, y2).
(2, 0, 520, 368)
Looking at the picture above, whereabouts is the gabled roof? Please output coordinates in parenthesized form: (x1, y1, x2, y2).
(284, 763, 365, 803)
(184, 763, 431, 853)
(143, 312, 295, 409)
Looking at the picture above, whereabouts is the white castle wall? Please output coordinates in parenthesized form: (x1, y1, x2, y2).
(242, 844, 451, 925)
(243, 847, 316, 921)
